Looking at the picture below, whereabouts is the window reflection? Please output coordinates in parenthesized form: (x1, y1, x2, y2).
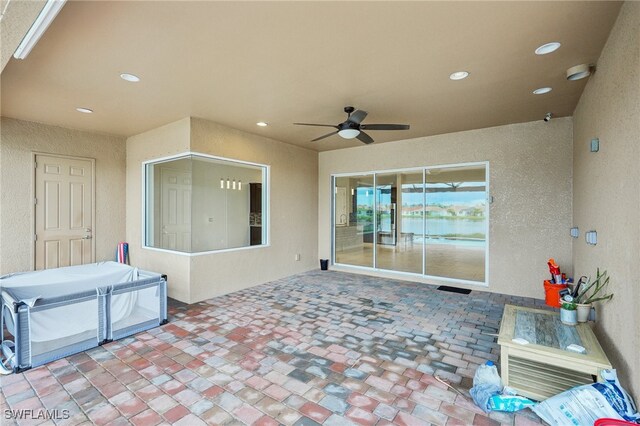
(145, 154, 267, 253)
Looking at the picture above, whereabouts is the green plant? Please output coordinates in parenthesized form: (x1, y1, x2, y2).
(575, 269, 614, 304)
(561, 301, 576, 310)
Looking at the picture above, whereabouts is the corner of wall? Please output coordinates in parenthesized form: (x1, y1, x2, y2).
(126, 116, 319, 304)
(571, 1, 640, 403)
(187, 117, 320, 302)
(0, 123, 3, 274)
(125, 117, 192, 303)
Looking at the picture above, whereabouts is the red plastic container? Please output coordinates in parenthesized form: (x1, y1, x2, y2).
(544, 280, 568, 308)
(594, 419, 639, 426)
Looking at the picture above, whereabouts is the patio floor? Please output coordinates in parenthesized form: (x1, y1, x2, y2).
(0, 271, 547, 425)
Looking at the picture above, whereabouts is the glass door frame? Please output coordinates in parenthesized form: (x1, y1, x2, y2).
(331, 161, 489, 287)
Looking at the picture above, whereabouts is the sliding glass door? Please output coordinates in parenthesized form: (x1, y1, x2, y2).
(425, 164, 487, 282)
(334, 175, 374, 267)
(332, 163, 487, 285)
(375, 171, 424, 274)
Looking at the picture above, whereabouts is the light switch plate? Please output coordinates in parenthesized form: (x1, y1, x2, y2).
(591, 138, 599, 152)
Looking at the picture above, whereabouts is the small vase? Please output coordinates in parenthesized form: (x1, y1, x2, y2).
(576, 303, 592, 322)
(560, 308, 577, 326)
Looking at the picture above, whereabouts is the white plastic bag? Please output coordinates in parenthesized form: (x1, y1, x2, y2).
(533, 370, 640, 425)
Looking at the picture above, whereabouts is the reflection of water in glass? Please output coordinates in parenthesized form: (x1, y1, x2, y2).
(424, 238, 485, 247)
(401, 217, 485, 237)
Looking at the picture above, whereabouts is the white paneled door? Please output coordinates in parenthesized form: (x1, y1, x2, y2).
(160, 167, 192, 251)
(34, 154, 94, 270)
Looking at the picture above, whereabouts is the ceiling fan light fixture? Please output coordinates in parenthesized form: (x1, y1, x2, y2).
(338, 129, 360, 139)
(566, 64, 592, 81)
(295, 106, 408, 144)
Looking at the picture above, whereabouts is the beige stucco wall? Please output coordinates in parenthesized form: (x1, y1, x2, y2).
(126, 117, 319, 303)
(572, 2, 639, 402)
(0, 117, 126, 274)
(189, 118, 319, 302)
(319, 118, 574, 299)
(126, 118, 192, 302)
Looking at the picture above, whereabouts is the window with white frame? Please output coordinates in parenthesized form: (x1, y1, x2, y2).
(144, 153, 268, 253)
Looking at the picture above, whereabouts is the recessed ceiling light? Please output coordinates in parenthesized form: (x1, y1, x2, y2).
(449, 71, 469, 80)
(535, 42, 561, 55)
(76, 107, 93, 113)
(256, 122, 268, 127)
(533, 87, 552, 95)
(120, 73, 140, 82)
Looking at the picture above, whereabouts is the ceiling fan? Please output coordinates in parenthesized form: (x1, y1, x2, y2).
(294, 106, 410, 144)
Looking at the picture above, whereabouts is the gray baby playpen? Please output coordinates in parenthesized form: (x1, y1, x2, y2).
(0, 262, 167, 373)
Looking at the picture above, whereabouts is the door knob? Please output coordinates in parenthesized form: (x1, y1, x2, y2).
(83, 235, 92, 239)
(85, 228, 92, 233)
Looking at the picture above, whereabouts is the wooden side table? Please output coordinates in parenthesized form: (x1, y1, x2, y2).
(498, 304, 611, 401)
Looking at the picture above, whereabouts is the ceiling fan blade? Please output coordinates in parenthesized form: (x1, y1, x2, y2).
(348, 109, 368, 124)
(356, 131, 374, 145)
(360, 124, 410, 131)
(311, 130, 339, 142)
(294, 123, 338, 128)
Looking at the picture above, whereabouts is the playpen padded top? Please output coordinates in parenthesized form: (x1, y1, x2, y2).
(0, 262, 143, 305)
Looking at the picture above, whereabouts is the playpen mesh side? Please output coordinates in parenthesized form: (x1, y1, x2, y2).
(109, 275, 167, 341)
(23, 291, 102, 369)
(15, 304, 31, 369)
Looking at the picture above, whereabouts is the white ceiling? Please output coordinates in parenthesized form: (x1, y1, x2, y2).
(0, 1, 622, 151)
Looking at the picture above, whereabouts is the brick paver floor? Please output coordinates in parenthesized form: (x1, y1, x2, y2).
(0, 270, 547, 425)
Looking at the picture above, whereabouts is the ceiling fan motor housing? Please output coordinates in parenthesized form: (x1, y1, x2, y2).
(339, 121, 360, 131)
